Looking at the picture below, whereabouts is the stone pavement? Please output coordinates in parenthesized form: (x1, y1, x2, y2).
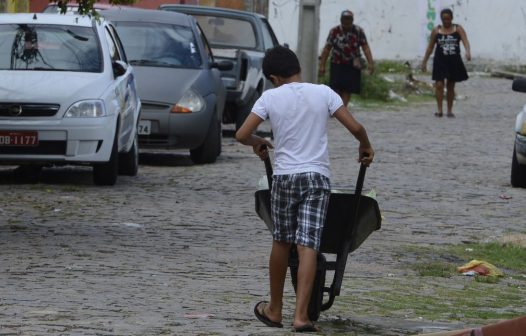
(0, 74, 524, 335)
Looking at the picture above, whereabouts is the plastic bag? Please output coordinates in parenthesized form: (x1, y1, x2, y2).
(457, 259, 503, 277)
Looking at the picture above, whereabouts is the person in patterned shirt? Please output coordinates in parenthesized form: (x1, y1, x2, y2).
(318, 10, 374, 107)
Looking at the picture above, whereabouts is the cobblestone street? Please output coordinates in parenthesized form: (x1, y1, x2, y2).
(0, 74, 524, 335)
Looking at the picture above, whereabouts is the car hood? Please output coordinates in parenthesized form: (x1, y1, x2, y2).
(132, 66, 202, 104)
(0, 71, 110, 103)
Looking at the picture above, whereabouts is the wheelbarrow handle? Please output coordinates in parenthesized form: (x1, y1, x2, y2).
(261, 145, 273, 189)
(354, 163, 367, 196)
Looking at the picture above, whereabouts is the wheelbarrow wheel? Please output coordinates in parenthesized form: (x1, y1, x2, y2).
(289, 249, 326, 322)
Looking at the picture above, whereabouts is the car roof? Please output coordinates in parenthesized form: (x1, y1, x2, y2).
(102, 7, 193, 26)
(45, 3, 117, 10)
(0, 13, 94, 27)
(159, 4, 266, 19)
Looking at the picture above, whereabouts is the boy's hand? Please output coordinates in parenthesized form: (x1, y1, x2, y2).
(253, 141, 273, 160)
(358, 146, 374, 166)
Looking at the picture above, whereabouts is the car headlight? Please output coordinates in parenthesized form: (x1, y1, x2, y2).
(516, 109, 526, 135)
(65, 100, 106, 118)
(171, 90, 204, 113)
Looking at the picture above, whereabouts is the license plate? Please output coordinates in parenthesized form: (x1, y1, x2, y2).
(138, 120, 151, 135)
(0, 131, 38, 146)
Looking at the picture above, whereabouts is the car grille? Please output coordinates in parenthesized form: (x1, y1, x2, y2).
(139, 135, 169, 146)
(0, 103, 60, 117)
(0, 141, 67, 155)
(141, 102, 171, 111)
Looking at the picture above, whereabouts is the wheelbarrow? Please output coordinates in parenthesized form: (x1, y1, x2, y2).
(254, 157, 382, 321)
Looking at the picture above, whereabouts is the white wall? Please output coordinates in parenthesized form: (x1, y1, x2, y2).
(269, 0, 526, 64)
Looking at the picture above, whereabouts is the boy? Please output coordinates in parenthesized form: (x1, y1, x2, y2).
(235, 46, 373, 332)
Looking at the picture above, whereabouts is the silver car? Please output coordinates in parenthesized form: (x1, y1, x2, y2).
(512, 77, 526, 187)
(0, 13, 141, 185)
(102, 8, 231, 164)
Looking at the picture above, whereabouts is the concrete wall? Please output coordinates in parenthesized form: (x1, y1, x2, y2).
(269, 0, 526, 64)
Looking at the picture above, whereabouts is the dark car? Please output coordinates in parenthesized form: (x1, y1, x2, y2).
(159, 4, 280, 129)
(102, 8, 232, 164)
(511, 77, 526, 187)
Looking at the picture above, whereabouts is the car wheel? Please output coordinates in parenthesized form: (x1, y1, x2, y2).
(13, 164, 42, 183)
(511, 147, 526, 187)
(190, 111, 220, 164)
(93, 131, 118, 186)
(235, 91, 260, 130)
(118, 133, 139, 176)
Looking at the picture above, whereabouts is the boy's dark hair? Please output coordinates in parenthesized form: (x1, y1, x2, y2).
(262, 46, 301, 80)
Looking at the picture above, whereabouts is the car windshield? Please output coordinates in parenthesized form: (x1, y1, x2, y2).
(113, 21, 202, 69)
(193, 15, 256, 49)
(0, 24, 101, 72)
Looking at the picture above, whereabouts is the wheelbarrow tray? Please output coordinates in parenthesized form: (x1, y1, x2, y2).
(254, 189, 381, 254)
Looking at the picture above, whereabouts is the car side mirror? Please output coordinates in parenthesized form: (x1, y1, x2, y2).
(283, 43, 289, 49)
(112, 60, 128, 78)
(211, 60, 234, 71)
(512, 77, 526, 93)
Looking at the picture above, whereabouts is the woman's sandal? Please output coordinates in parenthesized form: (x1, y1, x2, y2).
(434, 112, 443, 117)
(446, 113, 456, 118)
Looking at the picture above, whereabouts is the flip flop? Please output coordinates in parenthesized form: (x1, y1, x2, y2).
(254, 301, 283, 328)
(294, 323, 320, 333)
(446, 113, 456, 118)
(434, 112, 443, 117)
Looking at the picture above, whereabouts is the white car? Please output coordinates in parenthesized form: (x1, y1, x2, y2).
(512, 77, 526, 188)
(0, 13, 141, 185)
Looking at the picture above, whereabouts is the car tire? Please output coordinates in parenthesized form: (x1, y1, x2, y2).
(511, 147, 526, 187)
(235, 91, 260, 130)
(93, 131, 119, 186)
(118, 133, 139, 176)
(13, 164, 42, 183)
(190, 111, 221, 164)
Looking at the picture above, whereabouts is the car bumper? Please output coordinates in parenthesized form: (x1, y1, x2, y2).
(138, 100, 214, 149)
(0, 116, 117, 164)
(515, 133, 526, 164)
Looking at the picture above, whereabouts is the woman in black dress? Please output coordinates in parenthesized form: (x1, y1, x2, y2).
(421, 8, 471, 117)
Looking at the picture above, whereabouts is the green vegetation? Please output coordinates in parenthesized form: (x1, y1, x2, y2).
(335, 241, 526, 325)
(318, 60, 435, 108)
(449, 242, 526, 272)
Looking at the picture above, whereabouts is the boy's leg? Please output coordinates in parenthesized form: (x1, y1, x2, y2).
(265, 240, 292, 322)
(293, 244, 318, 328)
(292, 172, 330, 328)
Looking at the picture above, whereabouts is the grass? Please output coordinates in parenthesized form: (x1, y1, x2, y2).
(335, 240, 526, 325)
(318, 60, 435, 108)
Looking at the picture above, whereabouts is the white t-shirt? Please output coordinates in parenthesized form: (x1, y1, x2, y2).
(252, 82, 343, 178)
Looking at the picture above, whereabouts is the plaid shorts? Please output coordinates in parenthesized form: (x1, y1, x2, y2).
(271, 172, 331, 251)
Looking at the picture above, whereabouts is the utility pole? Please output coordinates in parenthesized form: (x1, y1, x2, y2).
(296, 0, 321, 83)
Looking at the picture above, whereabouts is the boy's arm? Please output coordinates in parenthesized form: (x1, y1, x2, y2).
(332, 106, 374, 166)
(235, 112, 273, 160)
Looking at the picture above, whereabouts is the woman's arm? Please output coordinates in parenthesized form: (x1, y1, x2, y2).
(421, 28, 438, 72)
(457, 24, 471, 61)
(318, 43, 333, 76)
(362, 43, 374, 75)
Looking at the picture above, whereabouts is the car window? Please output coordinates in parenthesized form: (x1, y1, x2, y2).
(193, 15, 256, 49)
(106, 24, 127, 63)
(196, 23, 213, 63)
(0, 23, 102, 72)
(260, 18, 279, 50)
(112, 21, 202, 69)
(104, 26, 123, 62)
